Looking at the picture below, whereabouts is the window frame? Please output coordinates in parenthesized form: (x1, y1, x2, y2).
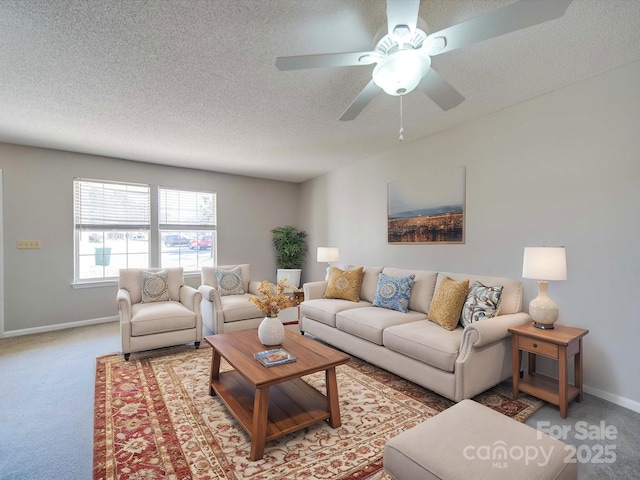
(158, 186, 217, 272)
(72, 179, 217, 285)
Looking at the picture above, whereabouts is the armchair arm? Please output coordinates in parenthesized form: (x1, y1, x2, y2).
(180, 285, 203, 341)
(303, 281, 327, 300)
(116, 288, 132, 322)
(117, 288, 132, 354)
(247, 281, 262, 296)
(179, 285, 202, 313)
(198, 284, 224, 334)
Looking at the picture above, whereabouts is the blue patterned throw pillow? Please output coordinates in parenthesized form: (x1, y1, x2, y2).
(215, 267, 245, 296)
(373, 273, 415, 313)
(460, 281, 503, 327)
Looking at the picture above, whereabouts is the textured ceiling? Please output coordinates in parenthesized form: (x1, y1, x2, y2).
(1, 0, 640, 183)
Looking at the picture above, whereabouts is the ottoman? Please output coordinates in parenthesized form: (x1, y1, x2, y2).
(384, 399, 577, 480)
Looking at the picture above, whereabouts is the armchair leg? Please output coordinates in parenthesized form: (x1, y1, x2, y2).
(124, 353, 130, 361)
(195, 341, 201, 349)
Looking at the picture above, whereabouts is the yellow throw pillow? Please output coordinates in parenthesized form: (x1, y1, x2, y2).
(428, 276, 469, 331)
(324, 266, 364, 302)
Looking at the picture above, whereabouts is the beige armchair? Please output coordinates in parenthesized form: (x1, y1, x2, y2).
(198, 264, 265, 334)
(117, 267, 203, 360)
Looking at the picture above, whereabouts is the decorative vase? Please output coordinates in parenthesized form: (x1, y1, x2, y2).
(258, 316, 285, 346)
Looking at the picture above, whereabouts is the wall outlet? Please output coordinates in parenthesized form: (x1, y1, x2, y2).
(17, 240, 41, 249)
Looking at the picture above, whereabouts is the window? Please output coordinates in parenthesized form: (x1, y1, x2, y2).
(74, 179, 150, 282)
(159, 187, 216, 271)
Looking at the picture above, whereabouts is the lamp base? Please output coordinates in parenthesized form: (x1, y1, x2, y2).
(534, 322, 555, 330)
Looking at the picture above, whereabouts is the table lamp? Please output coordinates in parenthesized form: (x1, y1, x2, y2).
(317, 247, 339, 280)
(522, 246, 567, 329)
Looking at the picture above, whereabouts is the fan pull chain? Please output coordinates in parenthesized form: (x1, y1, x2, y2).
(399, 95, 404, 142)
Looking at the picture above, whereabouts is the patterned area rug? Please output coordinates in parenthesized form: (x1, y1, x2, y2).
(93, 344, 542, 480)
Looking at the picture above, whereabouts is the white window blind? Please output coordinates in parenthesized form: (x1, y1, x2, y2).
(74, 179, 150, 230)
(158, 187, 216, 230)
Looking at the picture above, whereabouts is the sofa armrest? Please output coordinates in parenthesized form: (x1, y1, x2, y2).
(303, 281, 327, 300)
(461, 312, 532, 351)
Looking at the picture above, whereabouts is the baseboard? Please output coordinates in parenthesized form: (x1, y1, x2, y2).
(2, 316, 118, 337)
(584, 384, 640, 414)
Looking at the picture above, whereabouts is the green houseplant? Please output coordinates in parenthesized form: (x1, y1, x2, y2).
(271, 226, 308, 287)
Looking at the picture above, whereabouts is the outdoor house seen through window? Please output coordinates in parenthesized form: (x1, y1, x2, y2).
(74, 179, 216, 282)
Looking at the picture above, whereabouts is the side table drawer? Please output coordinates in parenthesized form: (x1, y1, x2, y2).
(518, 336, 558, 359)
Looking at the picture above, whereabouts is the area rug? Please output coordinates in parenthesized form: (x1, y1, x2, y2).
(93, 344, 542, 480)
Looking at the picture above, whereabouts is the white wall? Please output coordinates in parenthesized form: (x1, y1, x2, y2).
(0, 144, 299, 334)
(299, 60, 640, 409)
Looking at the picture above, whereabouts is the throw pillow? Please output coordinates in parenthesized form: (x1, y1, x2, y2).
(460, 281, 504, 328)
(428, 276, 469, 330)
(324, 266, 364, 302)
(373, 273, 415, 313)
(141, 270, 170, 303)
(215, 267, 245, 296)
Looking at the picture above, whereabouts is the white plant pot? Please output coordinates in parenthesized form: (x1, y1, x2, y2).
(277, 268, 302, 288)
(258, 316, 285, 346)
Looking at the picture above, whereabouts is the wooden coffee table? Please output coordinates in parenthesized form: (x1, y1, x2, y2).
(205, 329, 350, 460)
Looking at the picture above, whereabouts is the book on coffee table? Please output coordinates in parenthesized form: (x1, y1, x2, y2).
(255, 348, 297, 367)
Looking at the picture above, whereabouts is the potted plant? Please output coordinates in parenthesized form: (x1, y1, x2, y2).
(271, 225, 308, 288)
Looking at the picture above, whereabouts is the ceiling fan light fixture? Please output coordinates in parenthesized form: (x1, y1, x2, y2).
(372, 50, 431, 96)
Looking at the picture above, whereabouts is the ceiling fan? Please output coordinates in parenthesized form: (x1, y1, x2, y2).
(276, 0, 573, 121)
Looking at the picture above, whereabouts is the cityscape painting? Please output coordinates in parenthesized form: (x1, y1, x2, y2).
(388, 166, 465, 244)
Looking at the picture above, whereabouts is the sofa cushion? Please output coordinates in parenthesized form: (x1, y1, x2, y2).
(381, 267, 438, 315)
(221, 294, 264, 322)
(373, 273, 415, 313)
(324, 266, 364, 302)
(428, 276, 469, 331)
(141, 270, 170, 303)
(384, 320, 463, 372)
(301, 298, 371, 328)
(336, 307, 427, 345)
(215, 266, 245, 296)
(358, 266, 385, 303)
(131, 301, 196, 336)
(460, 281, 503, 327)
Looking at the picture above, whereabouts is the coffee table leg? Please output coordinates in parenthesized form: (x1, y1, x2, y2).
(209, 349, 221, 396)
(250, 387, 270, 461)
(325, 367, 341, 428)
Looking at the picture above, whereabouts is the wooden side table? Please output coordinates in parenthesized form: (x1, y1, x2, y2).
(509, 323, 589, 418)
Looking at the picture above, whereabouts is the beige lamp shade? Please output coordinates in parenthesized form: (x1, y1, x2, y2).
(522, 247, 567, 281)
(522, 247, 567, 329)
(317, 247, 339, 263)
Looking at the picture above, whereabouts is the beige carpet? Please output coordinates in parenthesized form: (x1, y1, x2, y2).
(93, 344, 542, 480)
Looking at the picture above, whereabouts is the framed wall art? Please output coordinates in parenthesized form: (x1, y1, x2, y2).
(388, 166, 465, 244)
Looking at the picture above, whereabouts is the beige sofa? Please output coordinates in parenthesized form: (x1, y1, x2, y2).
(198, 264, 266, 334)
(300, 266, 531, 402)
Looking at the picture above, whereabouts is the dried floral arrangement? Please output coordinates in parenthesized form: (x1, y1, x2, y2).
(250, 278, 297, 317)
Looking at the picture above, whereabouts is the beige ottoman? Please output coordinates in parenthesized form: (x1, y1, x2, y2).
(384, 399, 577, 480)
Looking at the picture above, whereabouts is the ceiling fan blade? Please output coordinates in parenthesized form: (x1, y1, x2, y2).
(339, 79, 382, 121)
(276, 51, 375, 71)
(426, 0, 573, 56)
(417, 69, 465, 111)
(387, 0, 420, 37)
